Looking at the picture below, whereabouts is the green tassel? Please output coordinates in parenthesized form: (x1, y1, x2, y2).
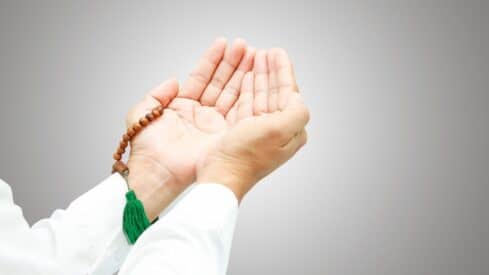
(123, 190, 151, 244)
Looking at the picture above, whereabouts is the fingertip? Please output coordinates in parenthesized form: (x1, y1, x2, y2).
(273, 48, 288, 58)
(233, 38, 247, 48)
(268, 47, 286, 55)
(209, 37, 227, 57)
(166, 76, 179, 85)
(161, 77, 179, 92)
(268, 48, 290, 69)
(274, 48, 292, 68)
(150, 78, 180, 105)
(214, 37, 228, 46)
(246, 46, 257, 58)
(237, 47, 257, 71)
(231, 38, 247, 57)
(205, 38, 227, 64)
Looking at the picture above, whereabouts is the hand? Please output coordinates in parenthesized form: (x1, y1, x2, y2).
(125, 38, 256, 218)
(196, 48, 310, 202)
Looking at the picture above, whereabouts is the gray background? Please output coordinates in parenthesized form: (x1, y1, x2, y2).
(0, 1, 488, 274)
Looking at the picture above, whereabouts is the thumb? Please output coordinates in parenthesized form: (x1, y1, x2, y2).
(148, 77, 179, 106)
(126, 78, 179, 126)
(272, 93, 310, 139)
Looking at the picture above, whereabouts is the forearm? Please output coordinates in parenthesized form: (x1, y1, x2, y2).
(0, 175, 128, 274)
(119, 183, 239, 275)
(197, 156, 261, 203)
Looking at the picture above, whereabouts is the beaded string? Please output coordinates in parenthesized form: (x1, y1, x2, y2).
(112, 104, 165, 174)
(111, 104, 165, 244)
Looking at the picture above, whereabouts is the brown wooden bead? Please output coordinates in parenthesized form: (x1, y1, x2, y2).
(127, 128, 136, 138)
(111, 104, 169, 176)
(139, 117, 149, 126)
(120, 140, 128, 148)
(155, 105, 164, 113)
(132, 124, 142, 132)
(146, 113, 155, 121)
(152, 109, 161, 117)
(113, 153, 122, 161)
(112, 161, 129, 174)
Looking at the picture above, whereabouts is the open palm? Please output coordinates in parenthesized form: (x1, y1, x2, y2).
(126, 38, 256, 186)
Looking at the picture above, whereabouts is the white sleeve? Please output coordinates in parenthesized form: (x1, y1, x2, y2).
(118, 183, 239, 275)
(0, 174, 131, 275)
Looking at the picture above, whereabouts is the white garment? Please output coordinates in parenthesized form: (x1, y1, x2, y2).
(0, 174, 238, 275)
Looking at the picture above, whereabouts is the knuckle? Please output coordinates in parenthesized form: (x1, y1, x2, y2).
(270, 47, 285, 57)
(200, 94, 215, 106)
(254, 87, 268, 94)
(224, 85, 240, 96)
(190, 70, 208, 84)
(211, 76, 226, 88)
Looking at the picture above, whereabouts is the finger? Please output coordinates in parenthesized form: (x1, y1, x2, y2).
(253, 50, 269, 115)
(272, 48, 299, 110)
(126, 78, 179, 126)
(180, 38, 227, 100)
(237, 72, 254, 120)
(267, 49, 279, 112)
(215, 46, 256, 115)
(200, 38, 247, 106)
(149, 78, 179, 106)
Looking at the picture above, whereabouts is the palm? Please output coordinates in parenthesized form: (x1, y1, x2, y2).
(127, 38, 255, 186)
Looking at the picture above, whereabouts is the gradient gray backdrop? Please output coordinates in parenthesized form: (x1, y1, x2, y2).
(1, 1, 488, 274)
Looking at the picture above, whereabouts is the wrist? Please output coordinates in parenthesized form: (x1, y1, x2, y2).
(127, 155, 183, 221)
(197, 163, 257, 203)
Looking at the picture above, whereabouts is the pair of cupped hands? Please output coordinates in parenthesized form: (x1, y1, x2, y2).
(124, 38, 310, 220)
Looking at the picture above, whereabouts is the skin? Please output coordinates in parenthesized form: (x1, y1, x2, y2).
(125, 38, 309, 220)
(197, 48, 309, 201)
